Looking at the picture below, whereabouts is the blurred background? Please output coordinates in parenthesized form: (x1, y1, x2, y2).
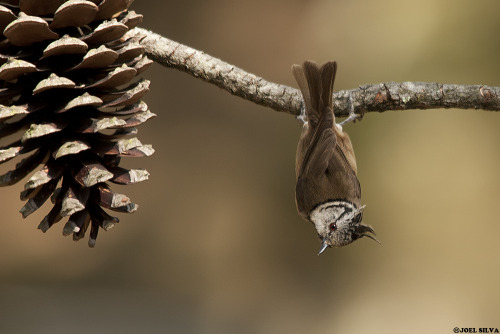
(1, 0, 500, 333)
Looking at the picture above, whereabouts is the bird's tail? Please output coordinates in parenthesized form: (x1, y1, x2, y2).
(292, 61, 337, 125)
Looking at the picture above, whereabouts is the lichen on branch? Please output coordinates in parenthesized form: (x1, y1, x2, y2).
(134, 27, 500, 117)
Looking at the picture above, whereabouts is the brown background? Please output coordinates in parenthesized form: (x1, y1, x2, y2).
(1, 1, 500, 333)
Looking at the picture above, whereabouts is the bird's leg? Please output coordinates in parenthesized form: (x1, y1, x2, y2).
(296, 101, 307, 124)
(338, 91, 362, 127)
(338, 113, 359, 127)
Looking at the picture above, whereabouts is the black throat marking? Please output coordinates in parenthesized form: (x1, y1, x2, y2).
(309, 200, 361, 236)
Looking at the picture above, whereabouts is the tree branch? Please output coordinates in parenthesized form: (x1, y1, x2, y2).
(134, 28, 500, 117)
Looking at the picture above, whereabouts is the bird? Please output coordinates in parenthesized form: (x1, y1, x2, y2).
(292, 60, 379, 254)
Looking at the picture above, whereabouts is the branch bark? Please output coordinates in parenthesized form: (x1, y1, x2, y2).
(134, 27, 500, 118)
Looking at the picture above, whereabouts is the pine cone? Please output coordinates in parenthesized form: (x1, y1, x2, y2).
(0, 0, 154, 247)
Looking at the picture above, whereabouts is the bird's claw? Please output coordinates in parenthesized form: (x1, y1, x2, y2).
(338, 112, 361, 127)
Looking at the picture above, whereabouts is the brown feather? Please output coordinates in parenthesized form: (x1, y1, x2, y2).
(319, 62, 336, 112)
(293, 61, 361, 219)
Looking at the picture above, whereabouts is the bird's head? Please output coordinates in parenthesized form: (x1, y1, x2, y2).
(309, 201, 379, 254)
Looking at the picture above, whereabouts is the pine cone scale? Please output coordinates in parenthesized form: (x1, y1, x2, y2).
(1, 0, 153, 246)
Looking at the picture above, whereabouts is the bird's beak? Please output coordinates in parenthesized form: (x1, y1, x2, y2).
(318, 239, 328, 255)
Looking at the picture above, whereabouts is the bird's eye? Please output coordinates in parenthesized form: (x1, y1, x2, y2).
(329, 223, 336, 231)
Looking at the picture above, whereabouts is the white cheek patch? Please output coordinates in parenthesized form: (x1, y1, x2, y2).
(309, 201, 356, 235)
